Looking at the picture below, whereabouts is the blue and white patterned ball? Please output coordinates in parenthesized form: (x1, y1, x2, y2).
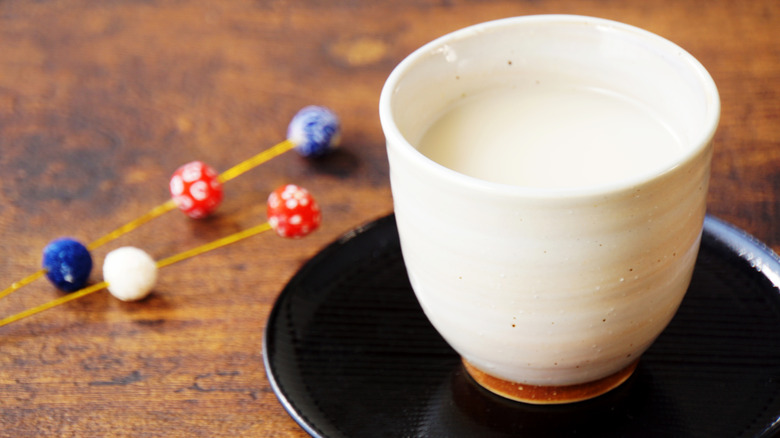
(42, 238, 93, 292)
(287, 105, 341, 158)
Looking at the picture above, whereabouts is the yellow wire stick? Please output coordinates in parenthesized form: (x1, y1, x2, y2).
(156, 222, 273, 269)
(87, 199, 178, 250)
(0, 270, 47, 301)
(217, 139, 295, 183)
(1, 139, 295, 302)
(0, 281, 108, 328)
(0, 222, 274, 329)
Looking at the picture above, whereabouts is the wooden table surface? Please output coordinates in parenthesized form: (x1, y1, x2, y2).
(0, 0, 777, 436)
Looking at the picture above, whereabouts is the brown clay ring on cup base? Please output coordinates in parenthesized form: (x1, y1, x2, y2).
(462, 358, 640, 405)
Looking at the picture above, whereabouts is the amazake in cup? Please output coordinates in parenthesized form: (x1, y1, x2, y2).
(379, 15, 719, 404)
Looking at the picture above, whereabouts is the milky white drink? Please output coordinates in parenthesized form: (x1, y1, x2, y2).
(417, 84, 683, 188)
(380, 15, 719, 404)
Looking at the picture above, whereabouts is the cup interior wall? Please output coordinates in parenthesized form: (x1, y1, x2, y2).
(388, 18, 717, 161)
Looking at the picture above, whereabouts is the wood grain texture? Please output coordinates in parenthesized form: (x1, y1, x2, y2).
(0, 0, 777, 436)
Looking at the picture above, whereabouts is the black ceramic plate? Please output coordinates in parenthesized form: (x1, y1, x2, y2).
(263, 215, 780, 438)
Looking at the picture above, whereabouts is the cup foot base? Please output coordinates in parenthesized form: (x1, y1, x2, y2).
(462, 358, 639, 405)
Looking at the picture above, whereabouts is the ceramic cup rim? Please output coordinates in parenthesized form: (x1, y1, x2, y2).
(378, 14, 720, 199)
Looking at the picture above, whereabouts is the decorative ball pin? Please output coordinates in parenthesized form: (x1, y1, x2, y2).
(0, 185, 321, 328)
(267, 184, 322, 238)
(0, 105, 339, 299)
(103, 247, 159, 302)
(170, 161, 224, 218)
(41, 238, 93, 293)
(287, 105, 341, 158)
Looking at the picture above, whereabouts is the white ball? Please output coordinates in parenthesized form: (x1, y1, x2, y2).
(103, 247, 158, 301)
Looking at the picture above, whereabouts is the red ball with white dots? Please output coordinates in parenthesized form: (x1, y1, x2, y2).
(169, 161, 224, 219)
(267, 184, 321, 238)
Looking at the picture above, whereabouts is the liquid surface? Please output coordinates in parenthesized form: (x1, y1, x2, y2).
(416, 85, 684, 188)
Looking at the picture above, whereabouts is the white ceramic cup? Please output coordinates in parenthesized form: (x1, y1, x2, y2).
(379, 15, 719, 404)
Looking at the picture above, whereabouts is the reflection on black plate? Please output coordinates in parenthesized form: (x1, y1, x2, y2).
(263, 214, 780, 438)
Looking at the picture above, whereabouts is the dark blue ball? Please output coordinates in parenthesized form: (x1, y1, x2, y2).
(42, 238, 93, 292)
